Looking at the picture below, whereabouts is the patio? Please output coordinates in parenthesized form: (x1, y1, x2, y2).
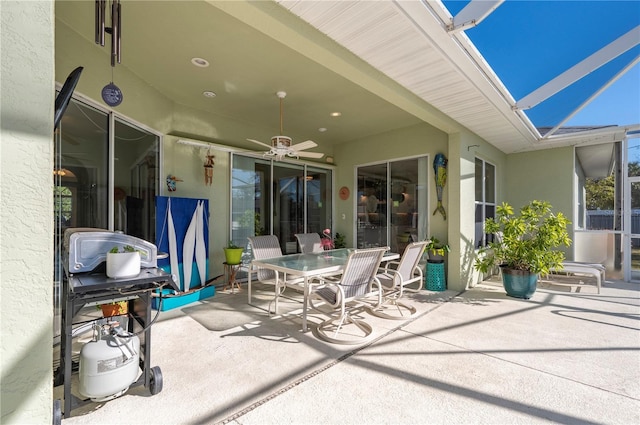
(57, 278, 639, 424)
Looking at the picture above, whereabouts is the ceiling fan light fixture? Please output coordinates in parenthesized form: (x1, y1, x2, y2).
(330, 112, 341, 117)
(246, 91, 326, 161)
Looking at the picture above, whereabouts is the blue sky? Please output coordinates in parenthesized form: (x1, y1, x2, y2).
(442, 1, 640, 128)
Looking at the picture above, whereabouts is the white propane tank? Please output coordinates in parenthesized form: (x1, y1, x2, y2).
(79, 323, 140, 402)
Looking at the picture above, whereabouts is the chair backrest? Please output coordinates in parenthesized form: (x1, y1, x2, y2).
(396, 241, 428, 281)
(295, 233, 323, 254)
(248, 235, 282, 281)
(340, 247, 388, 299)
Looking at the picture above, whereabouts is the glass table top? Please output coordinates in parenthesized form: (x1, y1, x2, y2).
(251, 248, 396, 275)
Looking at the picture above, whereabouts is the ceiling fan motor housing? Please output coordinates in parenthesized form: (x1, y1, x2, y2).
(271, 135, 292, 149)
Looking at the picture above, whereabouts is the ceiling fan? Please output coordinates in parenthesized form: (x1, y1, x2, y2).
(247, 91, 325, 160)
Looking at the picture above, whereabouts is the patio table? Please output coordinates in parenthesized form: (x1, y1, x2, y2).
(248, 248, 399, 332)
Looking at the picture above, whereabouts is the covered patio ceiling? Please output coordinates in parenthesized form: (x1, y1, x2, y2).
(55, 0, 639, 156)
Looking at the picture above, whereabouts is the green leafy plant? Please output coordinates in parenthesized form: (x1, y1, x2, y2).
(226, 240, 241, 249)
(109, 245, 137, 254)
(474, 200, 571, 275)
(426, 237, 450, 255)
(333, 232, 346, 249)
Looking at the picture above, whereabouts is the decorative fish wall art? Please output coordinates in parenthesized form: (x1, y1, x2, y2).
(433, 153, 447, 220)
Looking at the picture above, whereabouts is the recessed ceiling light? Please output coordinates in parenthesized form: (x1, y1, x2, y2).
(203, 91, 216, 98)
(191, 57, 209, 67)
(318, 127, 327, 132)
(330, 112, 341, 117)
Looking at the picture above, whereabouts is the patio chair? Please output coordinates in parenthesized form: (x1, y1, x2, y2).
(308, 246, 388, 345)
(546, 262, 602, 293)
(248, 235, 302, 314)
(369, 240, 427, 320)
(294, 232, 323, 254)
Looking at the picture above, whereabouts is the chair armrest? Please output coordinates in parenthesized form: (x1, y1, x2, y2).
(382, 260, 400, 273)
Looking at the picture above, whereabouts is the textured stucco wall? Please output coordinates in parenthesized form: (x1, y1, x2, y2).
(1, 1, 55, 423)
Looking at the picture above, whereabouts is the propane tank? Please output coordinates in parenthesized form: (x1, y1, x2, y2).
(79, 322, 140, 402)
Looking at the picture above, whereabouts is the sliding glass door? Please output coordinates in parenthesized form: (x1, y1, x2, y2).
(53, 97, 160, 340)
(231, 154, 333, 254)
(356, 157, 428, 253)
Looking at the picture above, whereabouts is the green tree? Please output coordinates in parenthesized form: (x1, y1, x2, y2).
(585, 162, 640, 210)
(585, 176, 614, 210)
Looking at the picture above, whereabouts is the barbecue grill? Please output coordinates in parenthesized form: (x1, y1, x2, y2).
(53, 228, 178, 422)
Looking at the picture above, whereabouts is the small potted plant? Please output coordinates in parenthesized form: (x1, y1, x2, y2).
(223, 240, 244, 265)
(426, 236, 450, 262)
(333, 232, 346, 249)
(474, 200, 571, 299)
(98, 300, 128, 317)
(106, 245, 141, 279)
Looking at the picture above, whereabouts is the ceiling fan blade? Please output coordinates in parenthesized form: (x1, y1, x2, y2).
(246, 138, 272, 149)
(290, 140, 318, 151)
(296, 151, 325, 159)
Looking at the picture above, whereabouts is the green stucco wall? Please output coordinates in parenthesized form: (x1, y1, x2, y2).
(1, 2, 55, 423)
(506, 146, 574, 230)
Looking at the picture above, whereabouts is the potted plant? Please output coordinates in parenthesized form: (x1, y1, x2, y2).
(97, 300, 128, 317)
(474, 200, 571, 299)
(106, 245, 141, 279)
(426, 236, 450, 262)
(223, 240, 244, 265)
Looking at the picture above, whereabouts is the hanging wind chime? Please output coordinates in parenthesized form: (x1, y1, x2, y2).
(95, 0, 123, 107)
(204, 150, 215, 185)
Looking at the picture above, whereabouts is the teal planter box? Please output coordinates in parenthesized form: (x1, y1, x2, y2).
(152, 285, 215, 311)
(501, 268, 537, 299)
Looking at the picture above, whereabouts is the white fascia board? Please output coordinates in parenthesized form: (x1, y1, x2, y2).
(447, 0, 505, 33)
(397, 0, 539, 142)
(516, 25, 640, 110)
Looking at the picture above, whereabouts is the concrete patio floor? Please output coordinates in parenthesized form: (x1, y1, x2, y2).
(57, 276, 640, 424)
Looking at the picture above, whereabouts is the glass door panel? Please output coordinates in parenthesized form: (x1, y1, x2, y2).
(273, 163, 304, 253)
(306, 166, 332, 236)
(231, 155, 271, 249)
(390, 159, 423, 253)
(626, 179, 640, 281)
(54, 99, 109, 340)
(113, 118, 159, 241)
(357, 163, 388, 249)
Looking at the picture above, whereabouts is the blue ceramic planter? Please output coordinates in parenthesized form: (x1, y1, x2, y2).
(501, 267, 538, 299)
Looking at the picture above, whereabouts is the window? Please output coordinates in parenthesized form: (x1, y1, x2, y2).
(475, 158, 496, 248)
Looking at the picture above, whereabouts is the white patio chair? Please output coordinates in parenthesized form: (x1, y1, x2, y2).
(248, 235, 302, 314)
(308, 246, 388, 345)
(294, 232, 323, 253)
(370, 240, 427, 320)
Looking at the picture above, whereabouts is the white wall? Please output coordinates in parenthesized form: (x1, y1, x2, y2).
(1, 1, 55, 423)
